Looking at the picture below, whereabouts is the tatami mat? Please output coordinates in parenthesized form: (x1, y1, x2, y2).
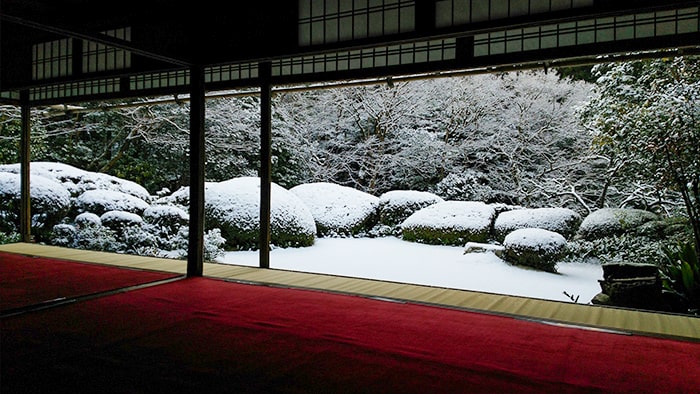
(2, 242, 698, 341)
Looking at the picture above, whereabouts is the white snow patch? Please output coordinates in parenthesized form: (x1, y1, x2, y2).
(401, 201, 495, 231)
(217, 237, 601, 303)
(290, 182, 379, 234)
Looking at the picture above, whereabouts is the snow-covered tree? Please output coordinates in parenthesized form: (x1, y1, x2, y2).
(579, 56, 700, 253)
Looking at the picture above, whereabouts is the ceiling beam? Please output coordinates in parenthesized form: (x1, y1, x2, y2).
(1, 13, 191, 67)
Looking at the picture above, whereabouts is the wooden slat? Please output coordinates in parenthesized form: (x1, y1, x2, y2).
(1, 243, 698, 341)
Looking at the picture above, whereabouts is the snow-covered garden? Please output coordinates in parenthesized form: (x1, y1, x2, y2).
(0, 161, 679, 305)
(1, 58, 698, 313)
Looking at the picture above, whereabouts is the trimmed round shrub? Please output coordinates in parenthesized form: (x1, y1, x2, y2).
(577, 208, 659, 240)
(100, 210, 144, 234)
(144, 205, 189, 229)
(0, 171, 71, 240)
(75, 212, 102, 228)
(0, 162, 150, 200)
(206, 177, 316, 250)
(503, 228, 567, 272)
(76, 189, 150, 216)
(378, 190, 444, 227)
(494, 207, 581, 240)
(400, 201, 496, 246)
(290, 182, 379, 237)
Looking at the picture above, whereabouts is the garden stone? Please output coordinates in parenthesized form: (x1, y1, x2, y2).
(592, 262, 662, 310)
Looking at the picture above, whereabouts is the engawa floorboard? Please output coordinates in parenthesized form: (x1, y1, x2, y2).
(1, 242, 698, 341)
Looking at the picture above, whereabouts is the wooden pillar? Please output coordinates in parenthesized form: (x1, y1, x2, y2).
(259, 62, 272, 269)
(19, 91, 31, 243)
(187, 64, 205, 277)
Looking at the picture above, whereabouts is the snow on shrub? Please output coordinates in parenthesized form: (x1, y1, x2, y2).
(155, 186, 190, 207)
(494, 207, 581, 240)
(0, 171, 71, 240)
(400, 201, 496, 246)
(378, 190, 444, 227)
(75, 189, 150, 216)
(291, 182, 380, 237)
(0, 162, 150, 201)
(503, 228, 567, 272)
(143, 204, 189, 229)
(206, 177, 316, 250)
(100, 210, 143, 233)
(577, 208, 659, 240)
(141, 205, 190, 251)
(75, 212, 102, 228)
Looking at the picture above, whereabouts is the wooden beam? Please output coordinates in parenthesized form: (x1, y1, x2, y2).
(19, 91, 31, 243)
(259, 62, 272, 269)
(187, 65, 205, 277)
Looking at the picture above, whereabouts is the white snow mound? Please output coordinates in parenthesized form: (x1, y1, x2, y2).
(378, 190, 444, 226)
(401, 201, 495, 232)
(0, 171, 71, 210)
(0, 162, 150, 201)
(504, 228, 567, 252)
(495, 207, 581, 239)
(290, 182, 379, 236)
(76, 189, 150, 215)
(206, 177, 316, 248)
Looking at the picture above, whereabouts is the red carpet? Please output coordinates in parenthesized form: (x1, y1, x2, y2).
(2, 276, 699, 393)
(0, 252, 180, 313)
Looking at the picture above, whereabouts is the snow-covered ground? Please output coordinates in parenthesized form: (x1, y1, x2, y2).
(217, 237, 602, 304)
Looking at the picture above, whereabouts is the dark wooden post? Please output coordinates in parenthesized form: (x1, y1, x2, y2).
(188, 64, 205, 277)
(19, 91, 32, 243)
(259, 62, 272, 269)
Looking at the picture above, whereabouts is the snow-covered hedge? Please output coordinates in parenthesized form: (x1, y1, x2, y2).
(494, 207, 581, 240)
(503, 228, 567, 272)
(0, 171, 71, 239)
(378, 190, 444, 227)
(0, 162, 150, 201)
(75, 189, 150, 216)
(401, 201, 496, 245)
(577, 208, 659, 240)
(291, 182, 379, 237)
(206, 177, 316, 249)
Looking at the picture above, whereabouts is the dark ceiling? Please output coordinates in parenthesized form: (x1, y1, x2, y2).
(2, 0, 699, 105)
